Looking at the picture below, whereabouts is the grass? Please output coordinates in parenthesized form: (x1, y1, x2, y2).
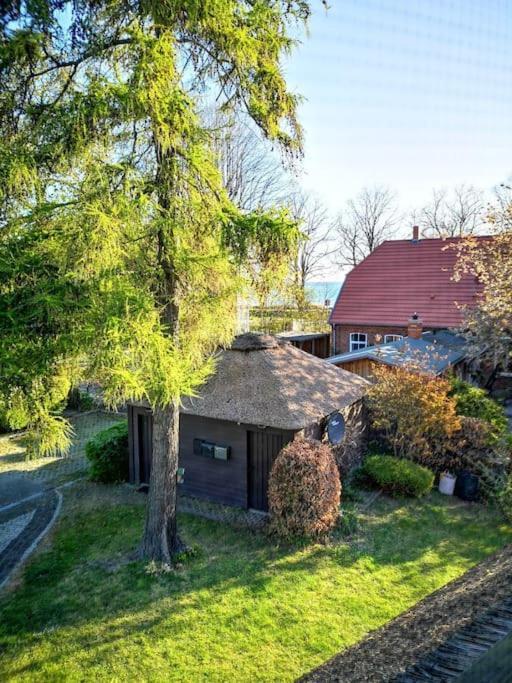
(0, 484, 511, 682)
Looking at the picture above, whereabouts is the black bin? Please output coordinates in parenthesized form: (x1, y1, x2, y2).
(455, 470, 480, 502)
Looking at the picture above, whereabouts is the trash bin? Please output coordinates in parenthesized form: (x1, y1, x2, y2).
(455, 470, 479, 502)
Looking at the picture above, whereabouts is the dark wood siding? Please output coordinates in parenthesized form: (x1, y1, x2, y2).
(179, 414, 249, 508)
(288, 334, 331, 359)
(334, 358, 378, 381)
(247, 429, 293, 511)
(128, 406, 297, 510)
(128, 404, 153, 484)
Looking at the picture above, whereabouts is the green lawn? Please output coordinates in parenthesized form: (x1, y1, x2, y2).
(1, 484, 511, 682)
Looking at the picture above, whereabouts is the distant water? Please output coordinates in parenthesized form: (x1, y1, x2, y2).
(305, 281, 342, 306)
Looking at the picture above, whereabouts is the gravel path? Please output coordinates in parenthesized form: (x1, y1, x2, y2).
(301, 544, 512, 683)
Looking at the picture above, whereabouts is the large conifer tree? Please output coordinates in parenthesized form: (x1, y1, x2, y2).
(0, 1, 309, 561)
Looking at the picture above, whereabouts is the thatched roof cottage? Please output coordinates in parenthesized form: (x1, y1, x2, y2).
(128, 333, 369, 511)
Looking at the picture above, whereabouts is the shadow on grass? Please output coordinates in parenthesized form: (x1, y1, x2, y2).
(0, 484, 510, 679)
(0, 413, 125, 484)
(0, 432, 26, 465)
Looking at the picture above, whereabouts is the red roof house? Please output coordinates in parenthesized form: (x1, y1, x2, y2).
(330, 228, 489, 354)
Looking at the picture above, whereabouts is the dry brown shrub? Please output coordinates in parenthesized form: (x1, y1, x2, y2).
(268, 437, 341, 540)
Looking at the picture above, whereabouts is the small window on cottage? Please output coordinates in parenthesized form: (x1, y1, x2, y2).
(349, 332, 368, 352)
(384, 334, 403, 343)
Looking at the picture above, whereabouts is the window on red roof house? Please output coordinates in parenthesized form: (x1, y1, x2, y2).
(384, 335, 403, 343)
(349, 333, 368, 352)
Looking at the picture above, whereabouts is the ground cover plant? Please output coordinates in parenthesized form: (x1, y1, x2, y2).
(1, 483, 511, 682)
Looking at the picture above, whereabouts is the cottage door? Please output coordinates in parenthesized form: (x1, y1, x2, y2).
(247, 430, 289, 511)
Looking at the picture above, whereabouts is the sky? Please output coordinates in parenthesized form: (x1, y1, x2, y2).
(284, 0, 512, 228)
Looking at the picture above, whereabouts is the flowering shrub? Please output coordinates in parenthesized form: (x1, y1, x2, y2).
(268, 438, 341, 540)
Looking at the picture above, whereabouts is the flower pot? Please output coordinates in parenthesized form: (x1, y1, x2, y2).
(439, 472, 457, 496)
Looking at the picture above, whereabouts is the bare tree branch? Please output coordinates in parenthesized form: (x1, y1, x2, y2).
(418, 184, 484, 237)
(288, 189, 334, 292)
(333, 186, 399, 268)
(204, 110, 289, 211)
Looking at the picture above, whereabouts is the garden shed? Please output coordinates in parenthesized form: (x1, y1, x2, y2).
(128, 333, 369, 511)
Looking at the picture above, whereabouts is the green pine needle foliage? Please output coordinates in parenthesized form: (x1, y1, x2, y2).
(0, 1, 309, 457)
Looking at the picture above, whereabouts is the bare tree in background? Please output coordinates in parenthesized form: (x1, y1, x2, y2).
(418, 185, 484, 237)
(491, 183, 512, 231)
(334, 186, 399, 268)
(207, 112, 289, 211)
(288, 190, 334, 305)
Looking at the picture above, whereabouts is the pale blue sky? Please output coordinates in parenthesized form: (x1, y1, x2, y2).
(285, 0, 512, 219)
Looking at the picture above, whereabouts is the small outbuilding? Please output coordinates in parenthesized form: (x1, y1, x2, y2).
(327, 328, 470, 381)
(128, 333, 369, 511)
(276, 331, 331, 358)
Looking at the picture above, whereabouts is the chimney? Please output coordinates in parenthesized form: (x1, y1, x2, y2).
(407, 312, 423, 339)
(412, 225, 419, 242)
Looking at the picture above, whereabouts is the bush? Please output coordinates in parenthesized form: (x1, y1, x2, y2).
(497, 475, 512, 523)
(268, 438, 341, 540)
(0, 410, 12, 434)
(450, 378, 507, 441)
(445, 416, 496, 469)
(86, 421, 129, 483)
(67, 388, 96, 412)
(443, 416, 511, 503)
(367, 365, 460, 466)
(362, 454, 434, 497)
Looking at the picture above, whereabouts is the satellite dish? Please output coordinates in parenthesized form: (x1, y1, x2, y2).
(327, 411, 346, 445)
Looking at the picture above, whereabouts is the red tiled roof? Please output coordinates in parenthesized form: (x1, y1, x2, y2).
(329, 236, 490, 328)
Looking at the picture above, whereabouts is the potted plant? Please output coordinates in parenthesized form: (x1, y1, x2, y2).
(438, 470, 457, 496)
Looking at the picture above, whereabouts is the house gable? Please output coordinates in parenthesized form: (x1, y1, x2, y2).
(329, 235, 490, 331)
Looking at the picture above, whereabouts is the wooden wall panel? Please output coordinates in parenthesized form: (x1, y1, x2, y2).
(179, 414, 249, 508)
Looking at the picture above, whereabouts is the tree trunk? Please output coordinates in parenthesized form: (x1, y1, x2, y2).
(141, 94, 182, 562)
(141, 400, 184, 562)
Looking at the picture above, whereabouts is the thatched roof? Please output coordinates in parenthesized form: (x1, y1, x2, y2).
(181, 333, 369, 431)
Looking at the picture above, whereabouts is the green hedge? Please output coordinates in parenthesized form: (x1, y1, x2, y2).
(86, 421, 129, 484)
(362, 454, 434, 498)
(450, 378, 507, 441)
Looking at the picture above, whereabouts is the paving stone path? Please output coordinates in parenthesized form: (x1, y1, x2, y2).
(0, 411, 124, 590)
(0, 490, 61, 589)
